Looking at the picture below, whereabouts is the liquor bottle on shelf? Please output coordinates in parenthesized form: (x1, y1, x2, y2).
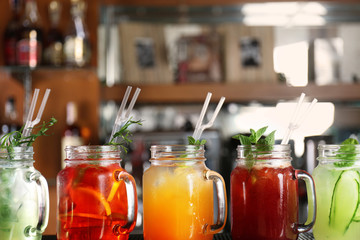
(44, 0, 63, 66)
(63, 0, 91, 67)
(61, 102, 90, 168)
(0, 97, 21, 140)
(3, 0, 22, 66)
(16, 0, 43, 68)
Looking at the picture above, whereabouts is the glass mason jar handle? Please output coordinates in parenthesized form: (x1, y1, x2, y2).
(24, 171, 49, 238)
(295, 170, 317, 233)
(113, 171, 137, 234)
(204, 170, 228, 234)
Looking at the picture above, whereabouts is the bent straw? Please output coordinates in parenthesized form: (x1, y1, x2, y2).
(109, 86, 141, 143)
(281, 93, 318, 144)
(22, 89, 51, 139)
(23, 89, 40, 134)
(192, 92, 226, 141)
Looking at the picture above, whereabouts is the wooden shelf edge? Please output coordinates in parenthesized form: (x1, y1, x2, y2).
(101, 83, 360, 104)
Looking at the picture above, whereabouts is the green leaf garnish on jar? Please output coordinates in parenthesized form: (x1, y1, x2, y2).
(335, 138, 359, 167)
(187, 136, 207, 146)
(232, 126, 276, 167)
(0, 117, 57, 156)
(106, 117, 142, 154)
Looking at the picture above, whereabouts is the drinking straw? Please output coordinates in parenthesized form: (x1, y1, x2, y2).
(192, 92, 226, 141)
(281, 93, 318, 144)
(22, 88, 51, 139)
(109, 86, 141, 143)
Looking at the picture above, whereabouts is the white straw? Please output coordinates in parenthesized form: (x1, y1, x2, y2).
(193, 92, 212, 140)
(297, 98, 318, 127)
(23, 89, 40, 134)
(31, 89, 51, 127)
(124, 88, 141, 119)
(281, 93, 317, 144)
(109, 86, 141, 143)
(22, 89, 51, 138)
(192, 93, 225, 141)
(117, 86, 132, 123)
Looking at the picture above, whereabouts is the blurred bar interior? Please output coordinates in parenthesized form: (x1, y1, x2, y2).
(1, 0, 360, 234)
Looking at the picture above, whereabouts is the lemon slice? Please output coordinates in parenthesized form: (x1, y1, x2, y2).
(107, 181, 120, 202)
(329, 170, 360, 234)
(72, 187, 112, 216)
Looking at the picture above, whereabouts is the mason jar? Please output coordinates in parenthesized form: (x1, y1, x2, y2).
(0, 146, 49, 240)
(313, 144, 360, 240)
(231, 144, 316, 240)
(57, 145, 137, 240)
(143, 145, 227, 240)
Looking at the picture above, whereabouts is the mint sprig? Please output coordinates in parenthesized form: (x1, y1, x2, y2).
(232, 126, 276, 149)
(335, 138, 359, 167)
(107, 118, 142, 153)
(188, 136, 206, 146)
(232, 126, 276, 167)
(0, 117, 57, 154)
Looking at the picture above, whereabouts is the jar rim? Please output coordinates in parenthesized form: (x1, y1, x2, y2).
(236, 144, 290, 151)
(150, 144, 204, 150)
(65, 145, 122, 153)
(236, 144, 292, 162)
(317, 143, 360, 163)
(0, 146, 33, 151)
(318, 143, 360, 149)
(0, 146, 34, 161)
(150, 145, 205, 161)
(65, 145, 122, 161)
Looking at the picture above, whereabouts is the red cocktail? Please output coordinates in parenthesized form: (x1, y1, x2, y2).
(57, 145, 137, 240)
(230, 145, 316, 240)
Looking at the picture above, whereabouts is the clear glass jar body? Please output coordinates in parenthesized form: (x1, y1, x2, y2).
(231, 145, 316, 240)
(0, 146, 49, 240)
(143, 145, 227, 240)
(313, 144, 360, 240)
(57, 145, 137, 240)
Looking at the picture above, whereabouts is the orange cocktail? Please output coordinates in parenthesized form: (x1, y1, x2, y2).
(143, 145, 227, 240)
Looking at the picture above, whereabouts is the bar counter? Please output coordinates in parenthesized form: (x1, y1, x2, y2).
(43, 232, 315, 239)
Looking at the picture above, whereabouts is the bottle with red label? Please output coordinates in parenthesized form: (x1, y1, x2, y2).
(16, 0, 43, 68)
(3, 0, 22, 66)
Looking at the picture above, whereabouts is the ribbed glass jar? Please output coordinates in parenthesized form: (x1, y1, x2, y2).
(0, 146, 49, 240)
(313, 144, 360, 240)
(231, 144, 316, 240)
(57, 145, 137, 240)
(143, 145, 227, 240)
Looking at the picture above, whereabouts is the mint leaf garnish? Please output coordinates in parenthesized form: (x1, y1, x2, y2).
(257, 130, 276, 151)
(239, 135, 252, 145)
(335, 138, 359, 167)
(188, 136, 206, 146)
(107, 118, 142, 153)
(233, 126, 268, 145)
(232, 126, 275, 147)
(232, 126, 276, 167)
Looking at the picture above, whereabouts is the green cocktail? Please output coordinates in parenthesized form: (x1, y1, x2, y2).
(313, 143, 360, 240)
(0, 147, 49, 240)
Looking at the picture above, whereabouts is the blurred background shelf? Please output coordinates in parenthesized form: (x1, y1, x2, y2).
(101, 82, 360, 104)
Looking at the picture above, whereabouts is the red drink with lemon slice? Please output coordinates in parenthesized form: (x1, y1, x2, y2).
(57, 145, 137, 240)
